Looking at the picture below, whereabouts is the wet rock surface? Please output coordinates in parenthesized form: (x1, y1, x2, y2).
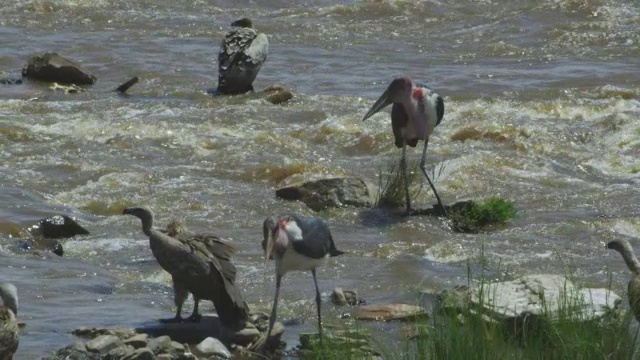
(48, 314, 285, 360)
(261, 85, 293, 105)
(331, 287, 364, 306)
(355, 304, 428, 322)
(437, 274, 622, 331)
(19, 237, 64, 257)
(30, 214, 90, 239)
(16, 214, 90, 256)
(407, 200, 471, 218)
(22, 52, 97, 85)
(275, 176, 376, 211)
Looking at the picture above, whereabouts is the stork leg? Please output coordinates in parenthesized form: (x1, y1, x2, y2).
(400, 140, 412, 215)
(311, 269, 324, 347)
(266, 274, 282, 340)
(419, 138, 448, 217)
(187, 296, 202, 322)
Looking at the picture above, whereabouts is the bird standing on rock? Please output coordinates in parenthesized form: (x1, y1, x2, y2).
(0, 282, 19, 360)
(363, 77, 447, 216)
(217, 17, 269, 95)
(123, 206, 249, 330)
(607, 239, 640, 321)
(261, 214, 344, 345)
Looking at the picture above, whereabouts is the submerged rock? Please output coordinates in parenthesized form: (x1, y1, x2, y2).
(19, 237, 64, 257)
(261, 85, 293, 105)
(331, 287, 363, 306)
(22, 53, 96, 85)
(0, 77, 23, 85)
(355, 304, 428, 322)
(275, 176, 376, 211)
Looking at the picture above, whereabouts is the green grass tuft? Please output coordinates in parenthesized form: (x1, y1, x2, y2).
(303, 247, 637, 360)
(375, 159, 422, 209)
(451, 197, 517, 232)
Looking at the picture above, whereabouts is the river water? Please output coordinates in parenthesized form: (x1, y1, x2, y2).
(1, 0, 639, 357)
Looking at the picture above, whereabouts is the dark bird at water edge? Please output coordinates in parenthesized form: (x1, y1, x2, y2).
(123, 206, 249, 330)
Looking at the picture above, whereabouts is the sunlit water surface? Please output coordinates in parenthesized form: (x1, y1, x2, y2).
(1, 0, 639, 357)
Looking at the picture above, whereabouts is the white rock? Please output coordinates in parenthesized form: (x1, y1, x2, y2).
(196, 337, 231, 359)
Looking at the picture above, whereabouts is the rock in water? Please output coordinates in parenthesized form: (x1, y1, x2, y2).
(19, 237, 64, 257)
(439, 274, 622, 334)
(22, 53, 96, 85)
(262, 85, 293, 104)
(275, 176, 377, 211)
(355, 304, 428, 322)
(31, 214, 90, 239)
(331, 287, 363, 306)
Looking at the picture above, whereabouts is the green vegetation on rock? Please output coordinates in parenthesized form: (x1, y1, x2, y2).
(451, 197, 516, 232)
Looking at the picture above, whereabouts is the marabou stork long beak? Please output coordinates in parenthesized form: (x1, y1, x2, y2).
(362, 88, 393, 121)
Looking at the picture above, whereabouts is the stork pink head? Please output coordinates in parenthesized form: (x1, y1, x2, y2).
(271, 216, 291, 255)
(388, 77, 413, 97)
(363, 76, 414, 121)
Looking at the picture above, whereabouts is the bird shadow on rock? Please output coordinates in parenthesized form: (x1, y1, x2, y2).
(136, 315, 225, 345)
(357, 207, 408, 228)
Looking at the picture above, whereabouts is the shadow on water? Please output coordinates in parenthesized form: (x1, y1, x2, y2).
(357, 206, 408, 228)
(357, 202, 455, 228)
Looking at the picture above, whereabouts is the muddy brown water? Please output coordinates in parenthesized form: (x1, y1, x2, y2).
(1, 0, 639, 357)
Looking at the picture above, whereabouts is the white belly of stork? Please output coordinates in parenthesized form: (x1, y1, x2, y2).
(277, 248, 327, 276)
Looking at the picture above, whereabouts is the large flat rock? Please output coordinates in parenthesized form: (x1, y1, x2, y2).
(470, 274, 621, 322)
(22, 52, 96, 85)
(276, 176, 376, 211)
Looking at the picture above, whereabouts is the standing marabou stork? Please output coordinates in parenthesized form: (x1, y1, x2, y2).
(217, 18, 269, 95)
(363, 76, 448, 216)
(261, 214, 344, 346)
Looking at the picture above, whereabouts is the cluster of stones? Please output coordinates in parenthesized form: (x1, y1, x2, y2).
(48, 329, 194, 360)
(47, 312, 286, 360)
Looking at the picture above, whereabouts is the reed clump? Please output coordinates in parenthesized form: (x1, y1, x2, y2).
(375, 159, 422, 209)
